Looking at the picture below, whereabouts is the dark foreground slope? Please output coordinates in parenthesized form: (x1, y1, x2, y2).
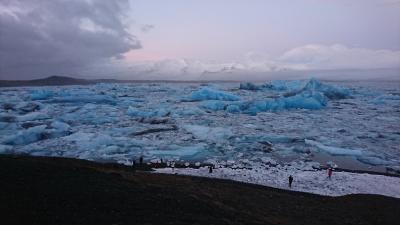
(0, 156, 399, 225)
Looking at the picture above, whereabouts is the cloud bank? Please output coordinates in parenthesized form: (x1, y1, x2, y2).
(0, 0, 140, 79)
(122, 44, 400, 80)
(279, 44, 400, 70)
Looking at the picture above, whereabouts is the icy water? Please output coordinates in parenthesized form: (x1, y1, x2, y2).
(0, 79, 399, 172)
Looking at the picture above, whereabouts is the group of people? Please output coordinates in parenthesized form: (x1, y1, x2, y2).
(132, 156, 334, 189)
(288, 167, 334, 188)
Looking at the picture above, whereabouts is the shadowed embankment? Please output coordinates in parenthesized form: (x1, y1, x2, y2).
(0, 155, 399, 225)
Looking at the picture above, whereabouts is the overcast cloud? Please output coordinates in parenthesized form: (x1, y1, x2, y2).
(0, 0, 140, 79)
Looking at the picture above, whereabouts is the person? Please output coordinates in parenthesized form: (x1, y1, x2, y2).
(139, 156, 143, 165)
(328, 167, 333, 179)
(132, 159, 136, 173)
(209, 165, 213, 173)
(288, 175, 293, 188)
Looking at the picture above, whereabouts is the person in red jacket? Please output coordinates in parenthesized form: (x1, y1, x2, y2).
(328, 167, 333, 179)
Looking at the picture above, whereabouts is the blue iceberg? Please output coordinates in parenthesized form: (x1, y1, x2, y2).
(200, 100, 227, 111)
(191, 87, 240, 101)
(127, 106, 170, 118)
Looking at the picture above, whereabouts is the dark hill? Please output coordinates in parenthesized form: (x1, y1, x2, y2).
(0, 155, 399, 225)
(0, 76, 95, 87)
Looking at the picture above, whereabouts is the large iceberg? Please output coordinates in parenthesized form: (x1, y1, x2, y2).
(264, 80, 306, 91)
(299, 78, 350, 100)
(199, 79, 347, 115)
(190, 87, 240, 101)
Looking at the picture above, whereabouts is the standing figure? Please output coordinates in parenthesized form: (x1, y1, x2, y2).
(209, 165, 213, 173)
(288, 175, 293, 188)
(139, 156, 143, 165)
(328, 168, 333, 179)
(132, 159, 136, 173)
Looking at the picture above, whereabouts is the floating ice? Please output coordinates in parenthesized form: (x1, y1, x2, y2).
(239, 82, 261, 90)
(226, 104, 241, 113)
(173, 107, 204, 116)
(3, 125, 47, 145)
(148, 144, 206, 159)
(0, 144, 13, 153)
(239, 135, 300, 144)
(30, 89, 54, 100)
(208, 79, 348, 115)
(17, 111, 50, 122)
(0, 79, 397, 175)
(49, 95, 116, 105)
(370, 94, 400, 105)
(183, 125, 233, 142)
(190, 87, 240, 101)
(47, 121, 71, 138)
(127, 106, 170, 118)
(265, 80, 306, 91)
(236, 91, 327, 115)
(300, 78, 350, 100)
(200, 100, 226, 111)
(305, 139, 363, 156)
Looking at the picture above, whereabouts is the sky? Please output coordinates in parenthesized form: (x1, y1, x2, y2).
(0, 0, 400, 80)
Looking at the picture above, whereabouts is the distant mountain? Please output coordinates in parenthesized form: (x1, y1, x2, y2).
(0, 75, 237, 87)
(0, 76, 116, 87)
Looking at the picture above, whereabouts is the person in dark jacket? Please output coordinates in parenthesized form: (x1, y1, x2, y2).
(132, 158, 136, 173)
(288, 175, 293, 188)
(209, 165, 213, 173)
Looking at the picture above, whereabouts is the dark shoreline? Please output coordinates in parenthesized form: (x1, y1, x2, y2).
(1, 155, 399, 225)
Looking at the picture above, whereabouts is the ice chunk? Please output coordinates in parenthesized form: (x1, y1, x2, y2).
(356, 156, 393, 166)
(265, 80, 306, 91)
(183, 125, 233, 142)
(52, 95, 117, 105)
(239, 82, 261, 90)
(173, 108, 204, 116)
(30, 89, 54, 100)
(148, 144, 206, 159)
(280, 91, 327, 109)
(63, 132, 114, 152)
(3, 125, 47, 145)
(305, 139, 362, 156)
(60, 104, 117, 125)
(190, 87, 240, 101)
(237, 91, 327, 115)
(370, 94, 400, 105)
(17, 111, 50, 122)
(300, 78, 350, 100)
(51, 121, 70, 132)
(0, 113, 16, 122)
(47, 121, 71, 138)
(17, 102, 43, 113)
(200, 100, 226, 111)
(239, 135, 300, 144)
(0, 144, 13, 153)
(127, 106, 170, 118)
(226, 104, 240, 113)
